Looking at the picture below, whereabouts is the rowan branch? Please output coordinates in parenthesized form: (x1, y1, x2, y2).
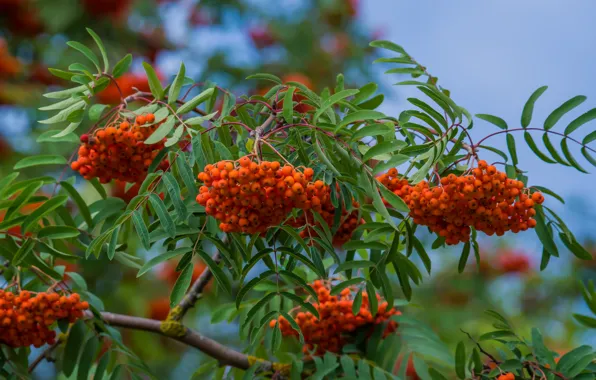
(176, 252, 221, 319)
(93, 311, 275, 372)
(28, 340, 61, 373)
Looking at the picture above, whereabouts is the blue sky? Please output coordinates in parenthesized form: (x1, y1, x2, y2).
(362, 0, 596, 196)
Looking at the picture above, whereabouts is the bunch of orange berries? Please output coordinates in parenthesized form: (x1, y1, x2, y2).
(0, 289, 88, 348)
(497, 373, 515, 380)
(196, 157, 328, 234)
(271, 280, 400, 355)
(71, 114, 169, 184)
(378, 161, 544, 245)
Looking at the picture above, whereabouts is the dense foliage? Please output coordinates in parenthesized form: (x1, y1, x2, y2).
(1, 3, 596, 379)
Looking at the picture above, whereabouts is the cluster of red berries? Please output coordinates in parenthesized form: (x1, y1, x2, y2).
(495, 249, 532, 274)
(378, 162, 544, 245)
(271, 280, 400, 355)
(71, 114, 169, 184)
(196, 157, 327, 234)
(0, 289, 88, 348)
(497, 373, 515, 380)
(289, 198, 364, 247)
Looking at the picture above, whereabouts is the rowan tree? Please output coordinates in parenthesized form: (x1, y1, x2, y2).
(0, 28, 596, 380)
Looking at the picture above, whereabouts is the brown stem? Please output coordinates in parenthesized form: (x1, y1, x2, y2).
(28, 340, 60, 373)
(92, 311, 273, 371)
(176, 252, 221, 319)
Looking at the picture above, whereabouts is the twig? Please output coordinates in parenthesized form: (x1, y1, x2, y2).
(28, 340, 60, 373)
(176, 252, 221, 319)
(461, 329, 500, 364)
(91, 311, 275, 372)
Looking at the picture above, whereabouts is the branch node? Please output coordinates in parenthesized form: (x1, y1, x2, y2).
(160, 307, 187, 337)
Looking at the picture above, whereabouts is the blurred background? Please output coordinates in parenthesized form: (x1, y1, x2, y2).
(1, 0, 595, 378)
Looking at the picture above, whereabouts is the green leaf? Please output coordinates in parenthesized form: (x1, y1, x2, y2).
(236, 270, 275, 308)
(89, 104, 109, 121)
(169, 63, 186, 105)
(370, 40, 407, 54)
(524, 132, 556, 163)
(279, 270, 318, 300)
(283, 86, 296, 123)
(372, 154, 410, 175)
(336, 110, 386, 132)
(457, 242, 471, 274)
(0, 172, 20, 196)
(543, 134, 570, 165)
(142, 62, 164, 99)
(86, 28, 108, 72)
(170, 263, 193, 307)
(455, 341, 466, 379)
(246, 73, 282, 84)
(38, 226, 80, 240)
(335, 260, 375, 273)
(23, 196, 68, 232)
(4, 180, 43, 220)
(48, 68, 76, 80)
(506, 133, 518, 166)
(583, 130, 596, 145)
(67, 41, 101, 72)
(107, 226, 119, 261)
(241, 293, 277, 330)
(573, 314, 596, 328)
(313, 89, 360, 122)
(162, 172, 187, 221)
(476, 114, 508, 130)
(582, 146, 596, 167)
(63, 320, 86, 376)
(280, 291, 320, 319)
(112, 54, 132, 78)
(313, 137, 340, 176)
(342, 241, 387, 251)
(534, 205, 558, 256)
(148, 194, 176, 239)
(185, 112, 218, 127)
(14, 155, 67, 170)
(77, 335, 99, 380)
(177, 88, 215, 115)
(175, 155, 197, 198)
(531, 328, 555, 367)
(137, 247, 191, 278)
(544, 95, 587, 130)
(330, 278, 365, 296)
(94, 351, 110, 380)
(378, 183, 409, 212)
(559, 233, 592, 260)
(196, 249, 232, 294)
(146, 115, 176, 145)
(12, 238, 35, 266)
(350, 123, 394, 142)
(565, 107, 596, 135)
(60, 181, 94, 229)
(478, 330, 516, 341)
(521, 85, 548, 128)
(363, 140, 408, 162)
(561, 138, 588, 173)
(352, 289, 363, 316)
(276, 246, 324, 277)
(385, 67, 424, 77)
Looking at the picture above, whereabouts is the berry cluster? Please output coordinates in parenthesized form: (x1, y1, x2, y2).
(196, 157, 324, 234)
(378, 162, 544, 245)
(495, 249, 531, 274)
(0, 290, 88, 348)
(71, 114, 169, 184)
(271, 280, 400, 355)
(497, 373, 515, 380)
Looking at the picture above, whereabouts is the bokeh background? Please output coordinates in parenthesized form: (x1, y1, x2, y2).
(1, 0, 595, 378)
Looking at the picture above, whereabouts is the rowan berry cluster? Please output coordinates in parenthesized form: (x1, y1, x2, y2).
(196, 157, 326, 234)
(495, 249, 531, 274)
(71, 114, 169, 184)
(378, 162, 544, 245)
(271, 280, 400, 355)
(0, 289, 88, 348)
(497, 373, 515, 380)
